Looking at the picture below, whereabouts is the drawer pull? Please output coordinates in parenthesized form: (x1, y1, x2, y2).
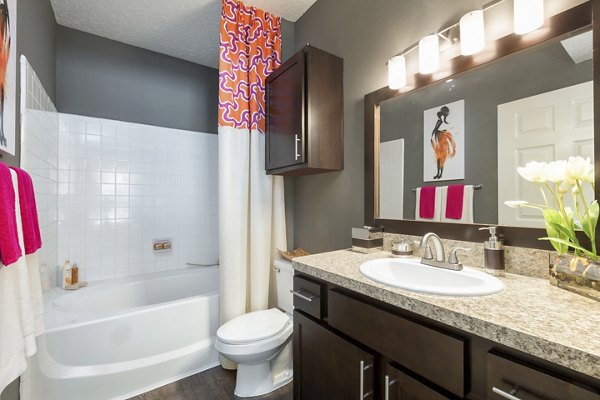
(359, 360, 373, 399)
(492, 386, 522, 400)
(384, 374, 397, 400)
(290, 289, 317, 302)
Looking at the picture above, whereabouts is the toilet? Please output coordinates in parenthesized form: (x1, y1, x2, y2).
(215, 259, 294, 397)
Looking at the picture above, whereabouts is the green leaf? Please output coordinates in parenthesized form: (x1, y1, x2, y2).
(581, 200, 599, 243)
(542, 209, 568, 253)
(539, 237, 598, 260)
(548, 222, 578, 244)
(563, 207, 578, 234)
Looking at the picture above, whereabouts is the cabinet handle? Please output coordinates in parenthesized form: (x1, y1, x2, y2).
(295, 134, 301, 160)
(384, 374, 397, 400)
(359, 360, 373, 399)
(290, 289, 316, 302)
(492, 386, 523, 400)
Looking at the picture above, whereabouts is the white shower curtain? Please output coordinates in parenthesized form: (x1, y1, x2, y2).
(217, 0, 287, 369)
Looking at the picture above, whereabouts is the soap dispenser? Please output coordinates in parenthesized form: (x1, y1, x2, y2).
(479, 227, 505, 276)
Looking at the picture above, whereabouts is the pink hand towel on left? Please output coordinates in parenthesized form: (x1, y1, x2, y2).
(0, 162, 22, 265)
(419, 186, 437, 219)
(445, 184, 465, 220)
(10, 167, 42, 254)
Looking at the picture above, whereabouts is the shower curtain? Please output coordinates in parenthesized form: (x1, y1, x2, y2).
(218, 0, 287, 368)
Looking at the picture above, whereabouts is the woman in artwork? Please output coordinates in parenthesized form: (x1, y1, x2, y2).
(430, 106, 456, 180)
(0, 0, 10, 148)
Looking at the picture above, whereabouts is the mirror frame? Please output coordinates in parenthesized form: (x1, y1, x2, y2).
(364, 1, 599, 249)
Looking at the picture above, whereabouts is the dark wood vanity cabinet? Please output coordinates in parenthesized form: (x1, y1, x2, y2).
(292, 274, 600, 400)
(265, 45, 343, 176)
(294, 311, 375, 400)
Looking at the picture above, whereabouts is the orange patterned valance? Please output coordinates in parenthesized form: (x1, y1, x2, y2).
(218, 0, 281, 133)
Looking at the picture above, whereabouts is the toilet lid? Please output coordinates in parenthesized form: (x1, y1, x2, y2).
(217, 308, 290, 345)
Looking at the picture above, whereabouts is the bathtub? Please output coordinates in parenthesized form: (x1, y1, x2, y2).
(21, 267, 220, 400)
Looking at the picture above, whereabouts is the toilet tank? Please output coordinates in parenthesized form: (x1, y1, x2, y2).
(274, 259, 293, 314)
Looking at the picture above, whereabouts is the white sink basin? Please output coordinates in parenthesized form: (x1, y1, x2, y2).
(359, 258, 504, 296)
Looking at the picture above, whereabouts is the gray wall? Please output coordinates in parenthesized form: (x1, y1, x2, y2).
(0, 380, 17, 400)
(56, 26, 219, 134)
(380, 41, 592, 224)
(291, 0, 491, 253)
(0, 0, 56, 168)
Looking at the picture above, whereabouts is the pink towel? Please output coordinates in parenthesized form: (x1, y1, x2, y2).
(0, 162, 21, 265)
(445, 184, 465, 220)
(10, 167, 42, 254)
(419, 186, 437, 219)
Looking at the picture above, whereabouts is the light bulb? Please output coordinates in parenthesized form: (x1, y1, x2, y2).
(460, 10, 485, 56)
(419, 35, 439, 74)
(388, 55, 407, 89)
(514, 0, 544, 35)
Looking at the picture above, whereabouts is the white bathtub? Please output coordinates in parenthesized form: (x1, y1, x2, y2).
(21, 267, 220, 400)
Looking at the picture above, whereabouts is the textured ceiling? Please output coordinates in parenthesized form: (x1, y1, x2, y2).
(50, 0, 316, 68)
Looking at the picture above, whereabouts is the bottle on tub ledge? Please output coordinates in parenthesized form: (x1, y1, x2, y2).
(72, 263, 79, 285)
(61, 260, 88, 290)
(61, 260, 73, 289)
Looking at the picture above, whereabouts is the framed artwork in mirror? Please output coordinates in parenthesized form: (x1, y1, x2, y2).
(424, 100, 465, 182)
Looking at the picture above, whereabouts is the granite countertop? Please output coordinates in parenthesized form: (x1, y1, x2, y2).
(292, 250, 600, 380)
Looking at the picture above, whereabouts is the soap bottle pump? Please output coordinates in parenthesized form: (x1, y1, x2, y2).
(479, 226, 505, 276)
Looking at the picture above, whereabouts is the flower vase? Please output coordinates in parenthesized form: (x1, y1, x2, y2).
(549, 254, 600, 302)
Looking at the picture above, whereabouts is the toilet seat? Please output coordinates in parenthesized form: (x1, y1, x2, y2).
(217, 308, 290, 345)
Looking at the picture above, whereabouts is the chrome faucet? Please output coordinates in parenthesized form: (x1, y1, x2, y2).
(419, 233, 464, 271)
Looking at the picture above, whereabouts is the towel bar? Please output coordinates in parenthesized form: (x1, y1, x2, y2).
(412, 184, 483, 192)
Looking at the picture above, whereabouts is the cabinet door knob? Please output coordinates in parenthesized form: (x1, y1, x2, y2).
(492, 386, 523, 400)
(295, 134, 301, 160)
(359, 360, 373, 399)
(384, 374, 397, 400)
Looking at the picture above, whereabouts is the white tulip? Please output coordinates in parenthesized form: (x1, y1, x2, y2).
(559, 180, 572, 194)
(517, 161, 549, 183)
(547, 160, 567, 183)
(565, 156, 593, 182)
(504, 200, 528, 208)
(583, 163, 595, 184)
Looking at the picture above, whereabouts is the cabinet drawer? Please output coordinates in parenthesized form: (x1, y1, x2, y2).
(487, 352, 600, 400)
(293, 275, 324, 320)
(328, 290, 465, 397)
(386, 365, 451, 400)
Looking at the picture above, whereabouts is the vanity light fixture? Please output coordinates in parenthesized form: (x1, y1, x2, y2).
(419, 35, 440, 74)
(514, 0, 544, 35)
(387, 0, 547, 89)
(460, 10, 485, 56)
(388, 55, 407, 89)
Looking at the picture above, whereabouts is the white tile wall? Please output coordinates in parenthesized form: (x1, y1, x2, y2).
(58, 114, 218, 281)
(19, 56, 59, 274)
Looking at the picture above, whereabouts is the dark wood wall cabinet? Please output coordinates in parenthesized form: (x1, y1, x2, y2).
(292, 274, 600, 400)
(265, 45, 343, 176)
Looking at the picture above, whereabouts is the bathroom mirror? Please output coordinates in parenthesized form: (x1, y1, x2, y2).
(365, 2, 599, 248)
